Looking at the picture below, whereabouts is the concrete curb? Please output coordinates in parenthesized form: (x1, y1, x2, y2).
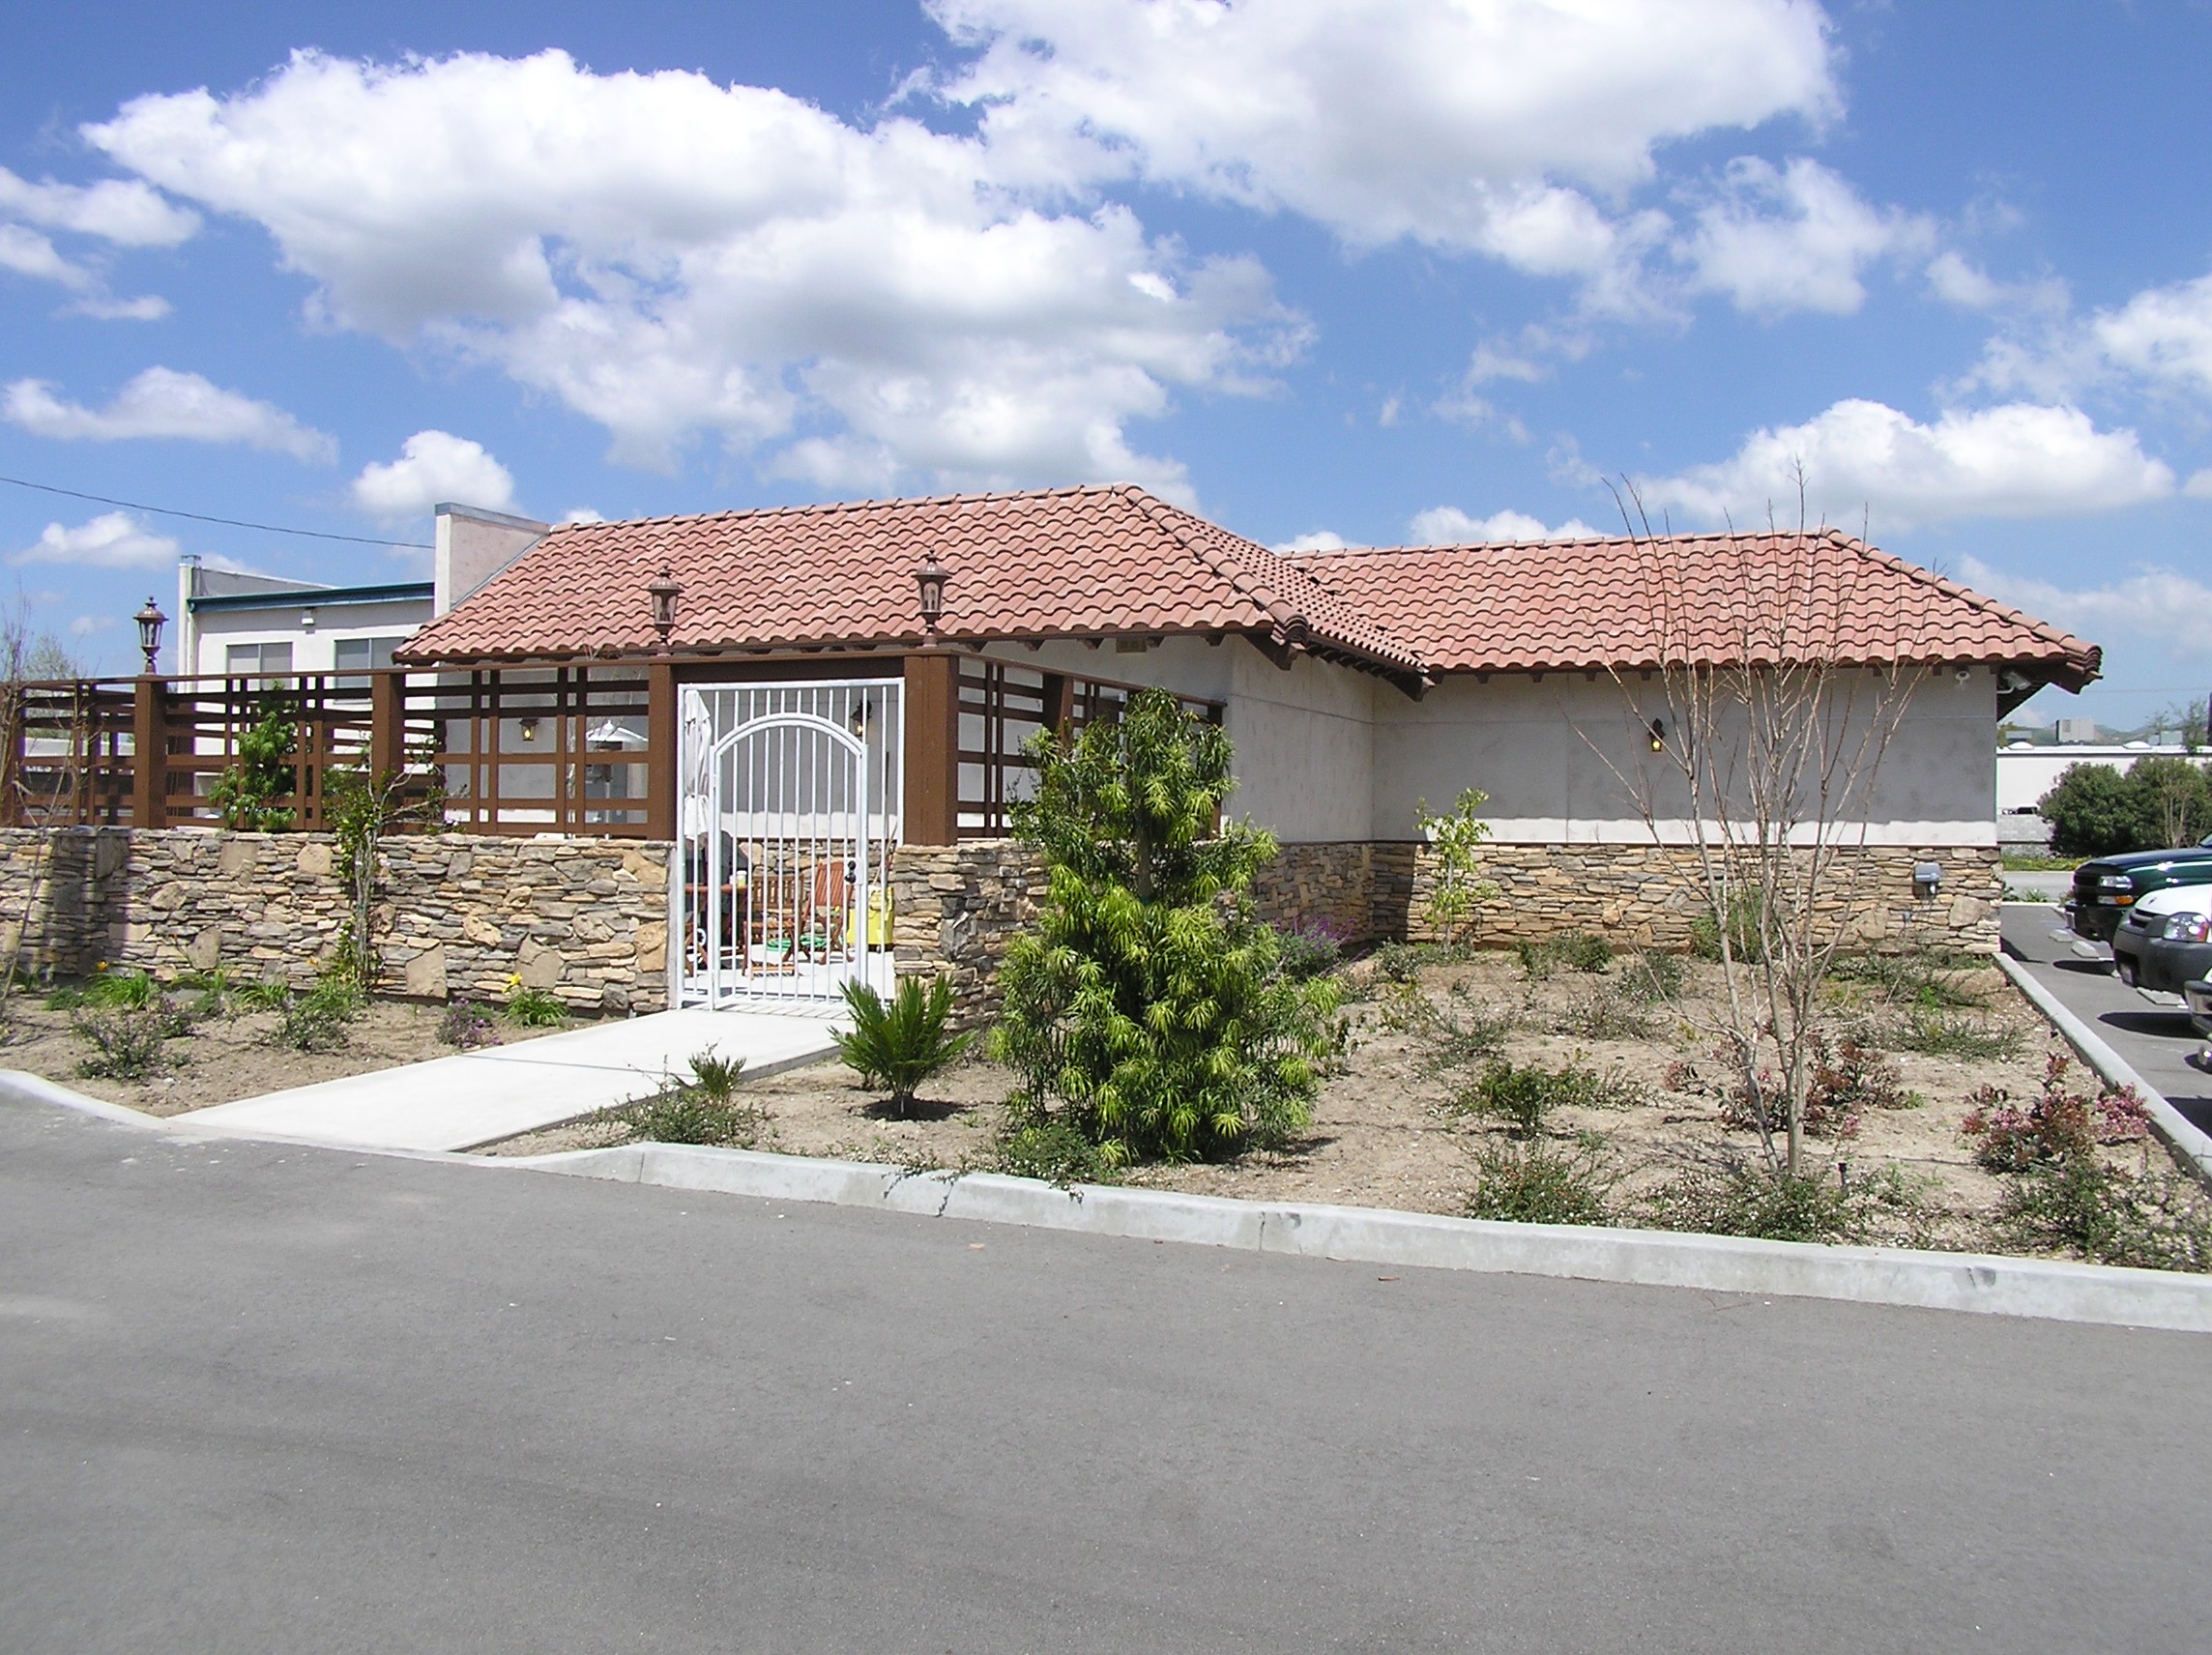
(12, 1066, 2211, 1333)
(1995, 954, 2212, 1188)
(0, 1069, 167, 1131)
(516, 1142, 2212, 1334)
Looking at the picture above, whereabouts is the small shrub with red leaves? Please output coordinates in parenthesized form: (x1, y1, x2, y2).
(1962, 1053, 2151, 1173)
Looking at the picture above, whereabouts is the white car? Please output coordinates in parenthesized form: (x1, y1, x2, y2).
(2111, 883, 2212, 1004)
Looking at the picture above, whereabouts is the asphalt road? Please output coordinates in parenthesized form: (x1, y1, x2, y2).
(2000, 902, 2212, 1134)
(5, 1102, 2210, 1654)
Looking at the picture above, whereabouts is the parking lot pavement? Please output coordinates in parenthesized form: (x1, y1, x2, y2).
(2000, 903, 2212, 1134)
(5, 1097, 2211, 1654)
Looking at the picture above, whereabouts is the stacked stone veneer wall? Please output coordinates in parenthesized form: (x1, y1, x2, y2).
(0, 828, 671, 1016)
(890, 837, 2001, 1024)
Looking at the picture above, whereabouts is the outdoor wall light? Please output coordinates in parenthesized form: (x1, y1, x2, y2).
(133, 596, 165, 674)
(647, 566, 682, 648)
(518, 717, 540, 743)
(1647, 717, 1665, 752)
(914, 555, 947, 633)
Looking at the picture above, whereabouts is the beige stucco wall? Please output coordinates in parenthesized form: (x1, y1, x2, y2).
(1370, 666, 1999, 848)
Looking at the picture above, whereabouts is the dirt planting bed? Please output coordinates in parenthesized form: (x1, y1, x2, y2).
(1, 985, 561, 1116)
(483, 946, 2199, 1263)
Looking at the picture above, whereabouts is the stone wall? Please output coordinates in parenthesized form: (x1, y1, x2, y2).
(888, 836, 2002, 1023)
(0, 828, 671, 1015)
(1406, 841, 2002, 955)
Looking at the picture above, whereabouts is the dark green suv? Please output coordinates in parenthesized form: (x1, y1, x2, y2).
(2066, 836, 2212, 944)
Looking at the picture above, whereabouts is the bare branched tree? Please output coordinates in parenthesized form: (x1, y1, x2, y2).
(1586, 478, 1933, 1178)
(0, 595, 94, 1016)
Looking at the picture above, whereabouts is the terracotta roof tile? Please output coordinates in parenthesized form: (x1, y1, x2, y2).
(1295, 529, 2101, 687)
(400, 484, 1424, 677)
(402, 493, 2100, 692)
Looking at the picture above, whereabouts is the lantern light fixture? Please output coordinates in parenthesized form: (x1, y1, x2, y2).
(133, 596, 166, 674)
(1647, 717, 1666, 752)
(647, 566, 682, 649)
(914, 556, 947, 635)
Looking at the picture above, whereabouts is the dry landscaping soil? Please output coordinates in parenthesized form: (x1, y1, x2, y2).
(1, 991, 558, 1117)
(482, 950, 2179, 1258)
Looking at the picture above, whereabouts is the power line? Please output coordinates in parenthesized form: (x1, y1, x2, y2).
(0, 473, 433, 549)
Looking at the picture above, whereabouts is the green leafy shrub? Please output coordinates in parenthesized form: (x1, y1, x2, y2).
(620, 1048, 758, 1147)
(1466, 1137, 1614, 1225)
(1415, 788, 1499, 945)
(1272, 918, 1347, 982)
(208, 699, 299, 832)
(503, 983, 568, 1028)
(437, 999, 501, 1049)
(76, 967, 158, 1011)
(986, 1115, 1122, 1188)
(1622, 948, 1685, 1002)
(1895, 1007, 2023, 1060)
(2041, 756, 2212, 857)
(1998, 1154, 2212, 1272)
(1372, 942, 1422, 983)
(1637, 1161, 1856, 1244)
(836, 974, 975, 1118)
(235, 975, 294, 1012)
(73, 1005, 170, 1080)
(1513, 933, 1610, 977)
(993, 687, 1343, 1166)
(273, 978, 361, 1053)
(1826, 948, 1987, 1010)
(1688, 890, 1766, 964)
(1453, 1059, 1641, 1137)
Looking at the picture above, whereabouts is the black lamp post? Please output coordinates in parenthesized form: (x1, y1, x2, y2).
(647, 566, 682, 651)
(133, 596, 166, 674)
(914, 556, 946, 640)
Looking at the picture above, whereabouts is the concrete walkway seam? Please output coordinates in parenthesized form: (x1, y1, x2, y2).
(1995, 953, 2212, 1188)
(521, 1142, 2212, 1333)
(11, 1068, 2209, 1333)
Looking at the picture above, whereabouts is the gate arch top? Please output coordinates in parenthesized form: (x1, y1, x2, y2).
(711, 711, 865, 761)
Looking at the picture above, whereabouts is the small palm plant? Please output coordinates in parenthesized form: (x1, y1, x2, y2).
(835, 974, 975, 1118)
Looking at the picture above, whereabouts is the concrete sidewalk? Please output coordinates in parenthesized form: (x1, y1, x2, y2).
(177, 1007, 841, 1152)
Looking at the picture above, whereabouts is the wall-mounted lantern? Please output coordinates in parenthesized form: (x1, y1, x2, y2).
(133, 596, 166, 674)
(647, 566, 682, 650)
(1647, 717, 1666, 752)
(914, 556, 947, 638)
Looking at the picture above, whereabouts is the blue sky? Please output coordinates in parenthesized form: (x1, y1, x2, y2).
(3, 1, 2208, 730)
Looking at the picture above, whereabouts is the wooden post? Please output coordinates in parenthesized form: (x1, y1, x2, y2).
(131, 675, 165, 830)
(646, 661, 677, 843)
(902, 652, 960, 844)
(0, 686, 21, 828)
(1040, 672, 1073, 737)
(368, 669, 405, 780)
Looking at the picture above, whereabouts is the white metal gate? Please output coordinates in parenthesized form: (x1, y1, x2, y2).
(677, 680, 903, 1008)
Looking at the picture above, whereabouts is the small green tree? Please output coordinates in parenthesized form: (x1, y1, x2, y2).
(1415, 787, 1499, 945)
(993, 687, 1341, 1166)
(2040, 763, 2136, 857)
(209, 700, 299, 831)
(2126, 755, 2212, 849)
(326, 764, 444, 996)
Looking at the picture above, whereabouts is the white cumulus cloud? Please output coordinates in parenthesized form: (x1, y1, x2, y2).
(1269, 530, 1351, 554)
(351, 430, 519, 521)
(934, 0, 1834, 252)
(1675, 157, 1933, 316)
(0, 224, 88, 288)
(1637, 399, 2176, 532)
(1960, 555, 2212, 661)
(86, 48, 1306, 494)
(1408, 506, 1604, 544)
(0, 165, 199, 246)
(14, 511, 181, 570)
(2, 367, 335, 460)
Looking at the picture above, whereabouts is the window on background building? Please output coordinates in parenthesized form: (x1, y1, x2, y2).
(224, 641, 293, 677)
(334, 636, 401, 688)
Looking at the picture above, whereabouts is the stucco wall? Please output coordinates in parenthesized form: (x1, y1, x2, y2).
(0, 828, 670, 1014)
(1371, 667, 2000, 848)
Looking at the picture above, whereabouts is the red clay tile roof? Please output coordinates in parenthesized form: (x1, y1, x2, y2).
(402, 490, 2099, 692)
(399, 484, 1425, 679)
(1295, 529, 2101, 689)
